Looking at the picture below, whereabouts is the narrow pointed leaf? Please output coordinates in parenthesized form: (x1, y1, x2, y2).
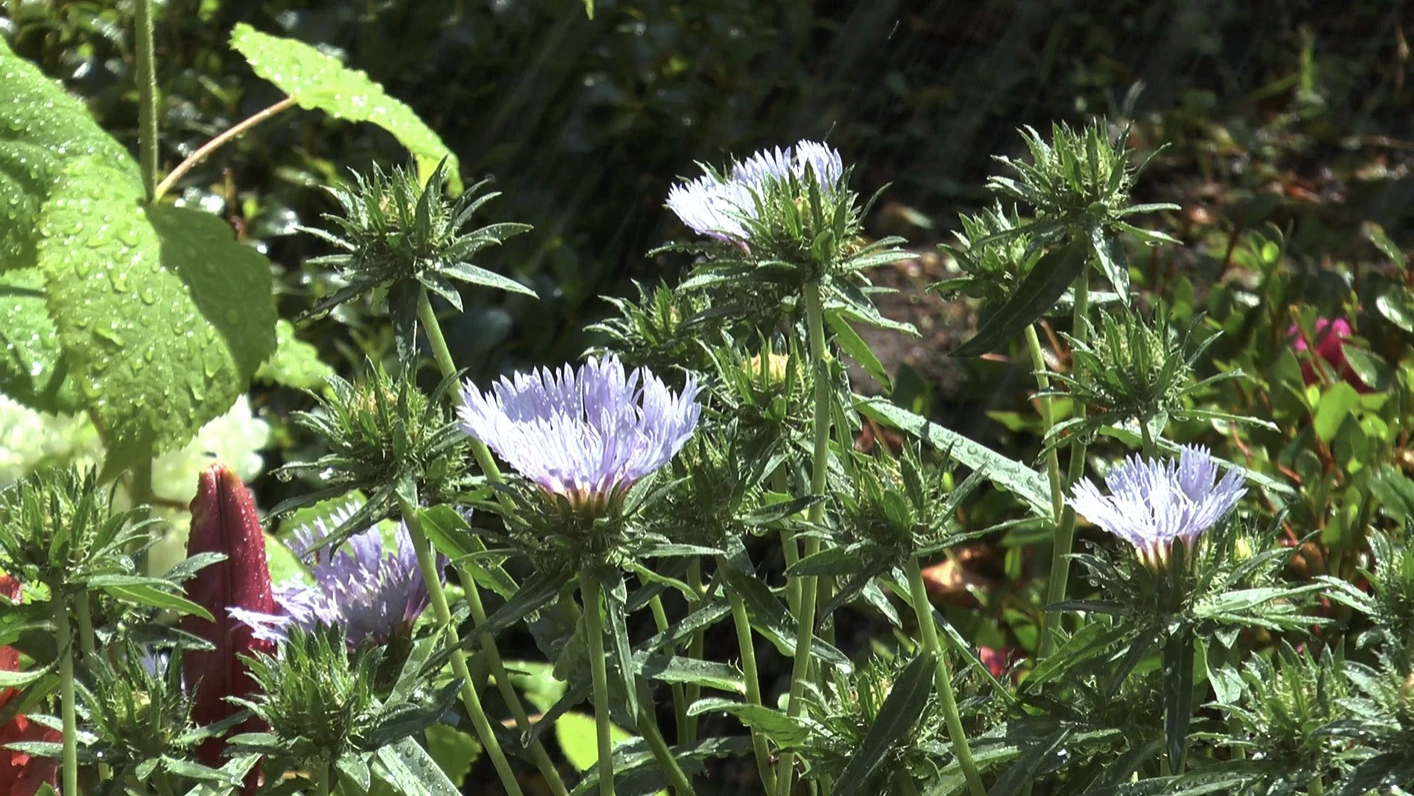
(833, 650, 935, 796)
(953, 239, 1089, 357)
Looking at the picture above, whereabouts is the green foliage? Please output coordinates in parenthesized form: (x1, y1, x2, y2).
(229, 23, 463, 193)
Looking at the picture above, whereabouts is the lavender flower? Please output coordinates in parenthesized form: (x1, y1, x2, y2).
(1068, 446, 1246, 561)
(457, 356, 702, 512)
(231, 503, 434, 646)
(666, 140, 845, 243)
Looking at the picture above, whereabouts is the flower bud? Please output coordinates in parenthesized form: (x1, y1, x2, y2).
(181, 464, 276, 777)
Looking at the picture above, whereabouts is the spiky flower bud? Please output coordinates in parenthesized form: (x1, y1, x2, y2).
(300, 160, 534, 361)
(275, 365, 469, 549)
(1044, 304, 1234, 447)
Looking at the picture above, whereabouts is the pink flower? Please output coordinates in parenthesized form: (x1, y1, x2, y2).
(979, 646, 1021, 683)
(1288, 318, 1371, 393)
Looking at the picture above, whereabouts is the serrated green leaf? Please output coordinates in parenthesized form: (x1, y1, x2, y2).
(254, 319, 333, 388)
(953, 239, 1089, 357)
(0, 266, 79, 412)
(230, 24, 461, 193)
(687, 698, 814, 747)
(834, 650, 935, 796)
(856, 398, 1051, 519)
(0, 36, 140, 273)
(36, 167, 276, 477)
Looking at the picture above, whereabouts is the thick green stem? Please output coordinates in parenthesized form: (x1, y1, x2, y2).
(54, 597, 78, 796)
(1041, 273, 1090, 657)
(905, 559, 986, 796)
(649, 595, 690, 743)
(774, 281, 833, 796)
(153, 772, 177, 796)
(580, 571, 617, 796)
(722, 559, 776, 794)
(399, 496, 524, 796)
(1309, 776, 1325, 796)
(134, 0, 159, 200)
(637, 702, 698, 796)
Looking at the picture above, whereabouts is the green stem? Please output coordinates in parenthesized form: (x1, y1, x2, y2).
(1041, 272, 1090, 657)
(54, 597, 78, 796)
(314, 761, 331, 796)
(1139, 417, 1158, 458)
(721, 559, 777, 794)
(457, 565, 570, 796)
(417, 289, 507, 485)
(683, 557, 704, 744)
(399, 496, 524, 796)
(134, 0, 159, 200)
(580, 570, 617, 796)
(905, 559, 986, 796)
(154, 772, 177, 796)
(75, 591, 96, 657)
(637, 702, 698, 796)
(1024, 325, 1065, 524)
(1309, 776, 1325, 796)
(649, 594, 690, 744)
(775, 281, 833, 796)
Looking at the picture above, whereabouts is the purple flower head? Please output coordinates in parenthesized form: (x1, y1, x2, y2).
(666, 140, 845, 243)
(457, 356, 702, 513)
(231, 503, 436, 647)
(1068, 446, 1246, 564)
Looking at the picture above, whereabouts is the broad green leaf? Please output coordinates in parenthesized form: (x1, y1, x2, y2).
(833, 650, 935, 796)
(1368, 464, 1414, 521)
(254, 319, 333, 388)
(1089, 225, 1130, 302)
(36, 164, 277, 477)
(856, 398, 1052, 520)
(1313, 381, 1359, 442)
(953, 239, 1089, 357)
(1364, 224, 1406, 270)
(0, 266, 79, 412)
(416, 504, 476, 562)
(230, 24, 461, 193)
(0, 36, 140, 273)
(556, 711, 635, 773)
(424, 724, 481, 788)
(1376, 284, 1414, 332)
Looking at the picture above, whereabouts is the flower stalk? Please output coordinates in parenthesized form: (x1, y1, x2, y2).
(417, 286, 571, 793)
(905, 558, 986, 796)
(722, 558, 776, 793)
(1042, 270, 1089, 656)
(580, 569, 617, 796)
(775, 280, 832, 796)
(54, 597, 79, 796)
(398, 495, 525, 796)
